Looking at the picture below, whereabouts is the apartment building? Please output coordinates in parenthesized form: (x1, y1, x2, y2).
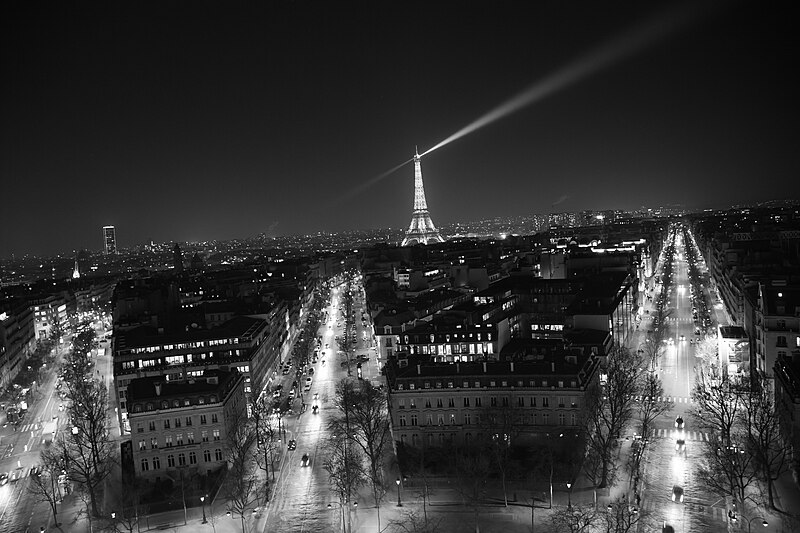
(127, 368, 245, 481)
(385, 351, 601, 448)
(113, 316, 275, 432)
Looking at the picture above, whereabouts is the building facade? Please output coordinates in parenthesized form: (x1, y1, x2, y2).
(385, 352, 601, 448)
(127, 368, 246, 481)
(0, 298, 36, 390)
(112, 316, 277, 432)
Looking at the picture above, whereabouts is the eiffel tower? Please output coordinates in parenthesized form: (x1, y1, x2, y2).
(401, 150, 445, 246)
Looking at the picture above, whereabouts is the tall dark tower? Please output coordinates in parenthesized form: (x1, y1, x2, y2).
(102, 225, 117, 255)
(173, 243, 184, 273)
(401, 149, 445, 246)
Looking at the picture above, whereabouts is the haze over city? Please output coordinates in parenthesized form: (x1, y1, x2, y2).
(2, 1, 796, 257)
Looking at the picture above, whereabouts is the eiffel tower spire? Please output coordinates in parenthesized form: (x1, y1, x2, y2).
(401, 150, 445, 246)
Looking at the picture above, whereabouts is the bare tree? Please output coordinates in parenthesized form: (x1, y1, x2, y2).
(691, 372, 758, 505)
(62, 377, 115, 517)
(111, 478, 148, 533)
(481, 404, 521, 507)
(601, 498, 652, 533)
(629, 372, 673, 483)
(224, 411, 260, 533)
(636, 371, 673, 439)
(323, 434, 367, 533)
(693, 337, 720, 381)
(690, 372, 747, 450)
(697, 433, 758, 505)
(744, 374, 790, 509)
(549, 504, 599, 533)
(27, 449, 63, 527)
(639, 329, 666, 372)
(583, 346, 644, 488)
(330, 378, 391, 519)
(386, 509, 442, 533)
(250, 394, 280, 502)
(447, 447, 492, 533)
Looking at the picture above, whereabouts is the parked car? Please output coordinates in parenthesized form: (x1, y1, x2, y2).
(287, 440, 297, 451)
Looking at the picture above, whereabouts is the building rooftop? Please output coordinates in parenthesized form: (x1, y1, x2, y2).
(387, 352, 597, 382)
(127, 368, 241, 404)
(719, 325, 747, 339)
(115, 315, 266, 350)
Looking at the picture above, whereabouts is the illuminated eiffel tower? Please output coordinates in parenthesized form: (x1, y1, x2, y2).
(401, 149, 445, 246)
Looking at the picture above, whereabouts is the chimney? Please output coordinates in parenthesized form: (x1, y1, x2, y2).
(154, 382, 162, 396)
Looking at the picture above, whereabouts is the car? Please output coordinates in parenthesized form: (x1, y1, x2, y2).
(287, 440, 297, 451)
(676, 439, 685, 452)
(301, 454, 310, 467)
(282, 367, 290, 375)
(679, 335, 685, 342)
(305, 377, 313, 386)
(675, 416, 684, 429)
(671, 485, 684, 503)
(29, 465, 42, 477)
(292, 380, 299, 389)
(0, 473, 7, 486)
(9, 468, 22, 483)
(308, 368, 314, 376)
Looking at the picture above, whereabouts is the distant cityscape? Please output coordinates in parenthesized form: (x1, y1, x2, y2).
(4, 201, 794, 287)
(2, 199, 800, 533)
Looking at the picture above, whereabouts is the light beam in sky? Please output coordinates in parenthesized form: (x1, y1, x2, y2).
(334, 157, 414, 205)
(337, 2, 709, 204)
(421, 2, 705, 158)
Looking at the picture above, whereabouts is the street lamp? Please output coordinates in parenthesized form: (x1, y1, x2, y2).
(328, 502, 357, 533)
(566, 482, 572, 508)
(729, 511, 768, 532)
(201, 495, 207, 524)
(396, 477, 402, 507)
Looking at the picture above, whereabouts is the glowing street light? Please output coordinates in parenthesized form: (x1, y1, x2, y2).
(200, 495, 207, 523)
(396, 477, 402, 507)
(566, 482, 572, 508)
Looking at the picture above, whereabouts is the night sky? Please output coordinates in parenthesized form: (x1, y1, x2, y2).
(1, 1, 796, 257)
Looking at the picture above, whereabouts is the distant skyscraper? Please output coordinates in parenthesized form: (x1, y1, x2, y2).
(401, 150, 445, 247)
(103, 225, 117, 255)
(72, 256, 80, 279)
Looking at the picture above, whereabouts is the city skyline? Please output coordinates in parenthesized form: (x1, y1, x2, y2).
(2, 1, 797, 257)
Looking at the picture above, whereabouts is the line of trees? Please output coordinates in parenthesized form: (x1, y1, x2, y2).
(690, 367, 789, 509)
(29, 320, 116, 527)
(325, 377, 391, 533)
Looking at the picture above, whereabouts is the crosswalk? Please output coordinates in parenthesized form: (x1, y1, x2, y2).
(664, 317, 695, 323)
(650, 427, 710, 442)
(16, 422, 40, 433)
(631, 395, 693, 404)
(637, 496, 728, 520)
